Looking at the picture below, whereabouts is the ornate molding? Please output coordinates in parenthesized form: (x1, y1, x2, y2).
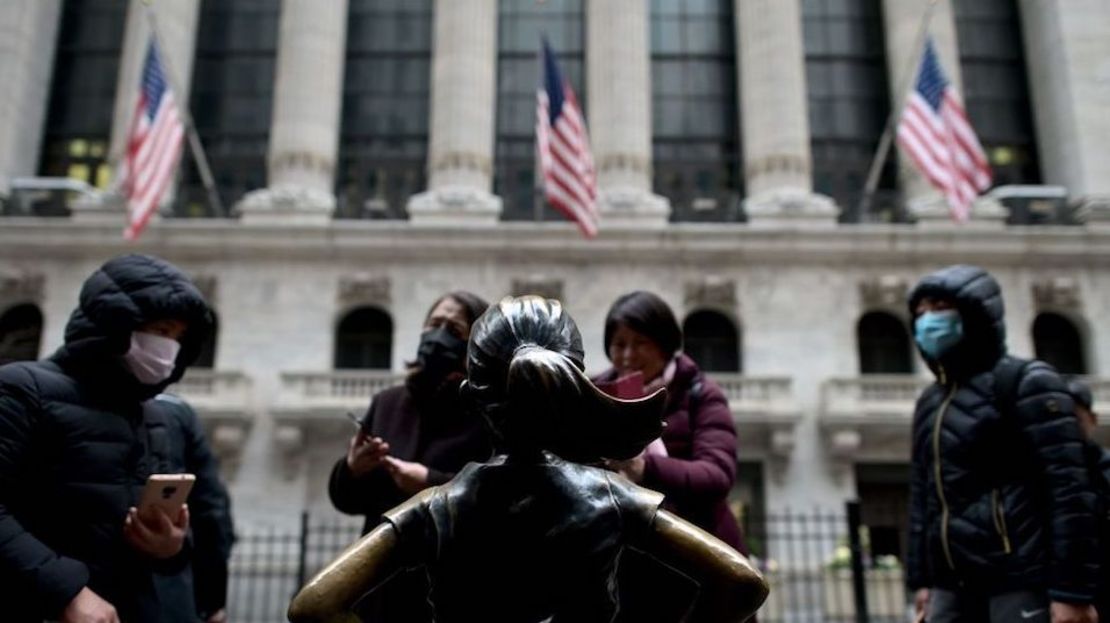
(685, 277, 736, 311)
(596, 153, 651, 176)
(269, 151, 335, 177)
(1032, 276, 1081, 310)
(0, 269, 44, 306)
(860, 275, 909, 311)
(430, 151, 493, 176)
(744, 153, 810, 180)
(339, 274, 391, 308)
(511, 277, 564, 302)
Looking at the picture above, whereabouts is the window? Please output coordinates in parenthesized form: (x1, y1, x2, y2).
(651, 0, 741, 221)
(803, 0, 899, 222)
(1033, 312, 1086, 375)
(954, 0, 1040, 185)
(195, 312, 218, 368)
(857, 311, 913, 374)
(856, 463, 911, 562)
(39, 0, 127, 204)
(336, 0, 433, 220)
(682, 310, 741, 372)
(335, 307, 393, 369)
(178, 0, 281, 216)
(495, 0, 585, 222)
(0, 304, 44, 365)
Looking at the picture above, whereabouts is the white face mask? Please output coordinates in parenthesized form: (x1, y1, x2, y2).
(122, 331, 181, 385)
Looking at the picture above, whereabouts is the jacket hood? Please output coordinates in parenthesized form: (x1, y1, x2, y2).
(907, 265, 1006, 380)
(53, 254, 213, 400)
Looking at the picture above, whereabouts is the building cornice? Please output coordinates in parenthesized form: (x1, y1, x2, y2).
(2, 218, 1110, 268)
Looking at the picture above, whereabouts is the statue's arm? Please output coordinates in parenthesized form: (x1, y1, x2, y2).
(639, 510, 769, 623)
(287, 523, 402, 623)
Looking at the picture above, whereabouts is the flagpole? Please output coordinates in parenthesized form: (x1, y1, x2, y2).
(140, 0, 226, 218)
(856, 0, 940, 219)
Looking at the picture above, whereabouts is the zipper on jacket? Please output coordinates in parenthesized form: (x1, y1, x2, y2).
(991, 489, 1012, 554)
(933, 379, 958, 571)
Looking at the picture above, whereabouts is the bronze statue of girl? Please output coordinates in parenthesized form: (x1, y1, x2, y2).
(289, 296, 768, 623)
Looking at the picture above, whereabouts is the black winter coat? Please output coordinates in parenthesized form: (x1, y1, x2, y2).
(0, 254, 219, 622)
(906, 265, 1099, 603)
(328, 378, 493, 623)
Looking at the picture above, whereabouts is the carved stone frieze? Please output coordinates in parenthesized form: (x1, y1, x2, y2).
(339, 274, 391, 308)
(1032, 276, 1081, 310)
(511, 277, 564, 302)
(860, 275, 909, 310)
(685, 277, 736, 311)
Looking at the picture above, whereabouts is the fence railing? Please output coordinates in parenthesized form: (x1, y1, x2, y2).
(227, 504, 908, 623)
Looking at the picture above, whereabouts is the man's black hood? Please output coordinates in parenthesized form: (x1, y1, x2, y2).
(907, 265, 1006, 381)
(52, 254, 214, 401)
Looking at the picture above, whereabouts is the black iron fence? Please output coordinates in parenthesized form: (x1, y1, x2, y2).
(227, 502, 909, 623)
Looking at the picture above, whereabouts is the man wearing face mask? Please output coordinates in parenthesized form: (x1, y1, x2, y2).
(0, 253, 233, 623)
(329, 290, 493, 623)
(906, 265, 1100, 623)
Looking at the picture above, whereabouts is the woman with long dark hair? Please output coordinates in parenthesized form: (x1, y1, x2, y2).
(292, 296, 767, 623)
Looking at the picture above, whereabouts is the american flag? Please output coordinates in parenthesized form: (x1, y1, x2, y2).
(896, 38, 992, 222)
(536, 39, 598, 238)
(120, 40, 184, 240)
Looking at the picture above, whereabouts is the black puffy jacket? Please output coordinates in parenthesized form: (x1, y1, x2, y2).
(906, 265, 1099, 603)
(0, 254, 218, 622)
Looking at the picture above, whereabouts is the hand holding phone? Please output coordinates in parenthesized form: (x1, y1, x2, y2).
(346, 431, 390, 477)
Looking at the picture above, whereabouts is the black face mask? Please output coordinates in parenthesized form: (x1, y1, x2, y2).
(415, 326, 468, 378)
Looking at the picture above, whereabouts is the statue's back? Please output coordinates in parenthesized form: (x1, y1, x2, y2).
(384, 454, 663, 623)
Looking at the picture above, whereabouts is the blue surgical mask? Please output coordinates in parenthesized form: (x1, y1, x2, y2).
(915, 310, 964, 360)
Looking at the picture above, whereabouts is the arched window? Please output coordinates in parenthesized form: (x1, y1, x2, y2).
(335, 307, 393, 369)
(0, 304, 44, 365)
(857, 312, 913, 374)
(682, 310, 741, 372)
(194, 312, 218, 369)
(336, 0, 433, 220)
(1033, 313, 1086, 375)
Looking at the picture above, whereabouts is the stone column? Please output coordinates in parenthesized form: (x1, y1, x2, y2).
(880, 0, 997, 223)
(0, 0, 62, 196)
(108, 0, 201, 174)
(1018, 0, 1110, 221)
(238, 0, 348, 223)
(585, 0, 668, 224)
(736, 0, 835, 224)
(407, 0, 501, 224)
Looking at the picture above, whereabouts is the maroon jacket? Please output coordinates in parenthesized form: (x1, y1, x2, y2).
(597, 354, 743, 551)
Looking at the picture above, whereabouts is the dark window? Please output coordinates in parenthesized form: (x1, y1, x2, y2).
(495, 0, 585, 222)
(178, 0, 281, 216)
(39, 0, 127, 198)
(803, 0, 900, 222)
(651, 0, 741, 221)
(682, 310, 741, 372)
(195, 312, 218, 368)
(1033, 313, 1086, 375)
(336, 0, 433, 220)
(335, 307, 393, 369)
(856, 463, 911, 562)
(954, 0, 1040, 185)
(857, 311, 913, 374)
(0, 304, 44, 365)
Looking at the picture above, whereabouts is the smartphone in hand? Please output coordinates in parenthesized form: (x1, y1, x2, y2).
(139, 474, 195, 517)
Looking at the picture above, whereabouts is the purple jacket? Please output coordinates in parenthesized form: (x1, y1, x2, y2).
(596, 354, 743, 551)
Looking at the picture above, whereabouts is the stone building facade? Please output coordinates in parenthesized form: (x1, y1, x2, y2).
(1, 0, 1109, 552)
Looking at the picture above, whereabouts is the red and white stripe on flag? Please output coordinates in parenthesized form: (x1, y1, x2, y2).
(896, 39, 991, 222)
(536, 41, 598, 238)
(119, 41, 184, 241)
